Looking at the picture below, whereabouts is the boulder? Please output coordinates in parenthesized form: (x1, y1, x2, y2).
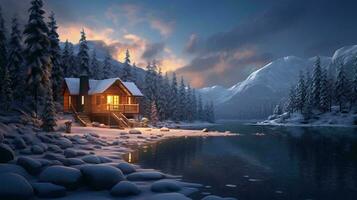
(160, 127, 170, 132)
(148, 193, 191, 200)
(0, 144, 15, 163)
(126, 171, 165, 181)
(110, 181, 140, 197)
(82, 155, 101, 164)
(43, 153, 65, 161)
(64, 158, 85, 166)
(39, 166, 82, 189)
(0, 173, 34, 200)
(98, 156, 112, 163)
(31, 145, 45, 154)
(0, 132, 4, 143)
(80, 165, 125, 190)
(64, 149, 77, 158)
(0, 164, 31, 179)
(201, 195, 237, 200)
(47, 144, 63, 153)
(13, 137, 27, 149)
(116, 162, 136, 174)
(202, 128, 208, 132)
(17, 157, 42, 175)
(56, 138, 73, 149)
(129, 129, 142, 134)
(151, 180, 182, 193)
(32, 182, 66, 198)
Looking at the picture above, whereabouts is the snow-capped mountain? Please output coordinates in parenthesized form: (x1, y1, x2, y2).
(199, 45, 357, 119)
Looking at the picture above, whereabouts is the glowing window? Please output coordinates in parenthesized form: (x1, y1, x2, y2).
(81, 96, 85, 105)
(128, 97, 132, 104)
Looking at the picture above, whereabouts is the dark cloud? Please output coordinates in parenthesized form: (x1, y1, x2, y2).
(141, 42, 165, 60)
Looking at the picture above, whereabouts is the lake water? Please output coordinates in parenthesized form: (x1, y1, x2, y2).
(124, 121, 357, 200)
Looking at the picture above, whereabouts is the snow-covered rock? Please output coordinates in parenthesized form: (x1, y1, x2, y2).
(148, 193, 191, 200)
(82, 155, 101, 164)
(0, 173, 34, 200)
(39, 166, 82, 189)
(160, 127, 170, 132)
(17, 157, 42, 175)
(0, 143, 15, 163)
(47, 144, 63, 153)
(64, 149, 77, 158)
(110, 181, 140, 197)
(55, 138, 73, 149)
(0, 164, 31, 179)
(80, 165, 125, 190)
(126, 171, 166, 181)
(32, 182, 66, 198)
(151, 180, 182, 193)
(64, 158, 85, 166)
(201, 195, 237, 200)
(129, 129, 142, 134)
(116, 162, 136, 174)
(31, 145, 45, 154)
(13, 137, 27, 149)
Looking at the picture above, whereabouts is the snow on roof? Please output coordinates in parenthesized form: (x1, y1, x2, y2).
(64, 77, 143, 96)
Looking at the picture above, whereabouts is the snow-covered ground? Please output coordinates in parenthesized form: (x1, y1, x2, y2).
(258, 108, 357, 127)
(0, 114, 235, 200)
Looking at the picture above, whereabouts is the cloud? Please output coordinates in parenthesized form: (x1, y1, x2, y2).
(142, 42, 165, 60)
(149, 19, 174, 38)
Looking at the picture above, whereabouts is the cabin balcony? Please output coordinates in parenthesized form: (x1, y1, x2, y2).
(92, 104, 139, 114)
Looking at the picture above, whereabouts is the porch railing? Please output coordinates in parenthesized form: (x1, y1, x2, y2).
(94, 104, 139, 113)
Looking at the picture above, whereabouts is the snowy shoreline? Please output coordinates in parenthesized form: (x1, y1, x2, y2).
(0, 117, 236, 200)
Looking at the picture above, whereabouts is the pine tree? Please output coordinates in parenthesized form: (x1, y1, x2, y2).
(273, 104, 282, 115)
(8, 16, 25, 102)
(286, 86, 296, 113)
(150, 101, 159, 126)
(312, 56, 322, 109)
(178, 76, 186, 121)
(352, 62, 357, 108)
(48, 12, 63, 102)
(121, 49, 134, 81)
(42, 83, 56, 131)
(191, 89, 198, 120)
(0, 6, 7, 97)
(103, 53, 113, 78)
(24, 0, 51, 116)
(170, 72, 179, 121)
(207, 101, 215, 123)
(1, 66, 13, 111)
(295, 71, 306, 112)
(186, 84, 194, 122)
(78, 29, 90, 76)
(162, 72, 171, 120)
(335, 63, 349, 111)
(156, 68, 166, 120)
(62, 40, 77, 77)
(90, 50, 102, 79)
(197, 94, 203, 120)
(319, 69, 330, 112)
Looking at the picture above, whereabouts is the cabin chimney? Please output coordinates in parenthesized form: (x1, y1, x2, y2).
(79, 75, 89, 95)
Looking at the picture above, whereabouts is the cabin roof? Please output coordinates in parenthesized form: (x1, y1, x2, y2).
(64, 77, 143, 96)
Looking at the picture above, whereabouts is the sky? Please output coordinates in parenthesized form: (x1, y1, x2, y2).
(1, 0, 357, 87)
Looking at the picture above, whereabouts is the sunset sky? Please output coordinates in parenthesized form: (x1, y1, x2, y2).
(1, 0, 357, 87)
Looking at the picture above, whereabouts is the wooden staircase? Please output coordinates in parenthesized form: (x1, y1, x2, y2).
(71, 105, 91, 127)
(111, 112, 133, 129)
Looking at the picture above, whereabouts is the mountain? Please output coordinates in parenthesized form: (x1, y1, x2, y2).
(199, 45, 357, 119)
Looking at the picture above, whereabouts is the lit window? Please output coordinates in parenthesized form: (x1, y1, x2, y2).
(68, 96, 71, 106)
(81, 96, 85, 105)
(128, 97, 132, 104)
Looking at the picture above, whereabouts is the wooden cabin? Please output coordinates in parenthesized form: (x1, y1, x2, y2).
(62, 75, 143, 128)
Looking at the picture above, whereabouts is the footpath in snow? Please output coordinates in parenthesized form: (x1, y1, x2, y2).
(0, 114, 235, 200)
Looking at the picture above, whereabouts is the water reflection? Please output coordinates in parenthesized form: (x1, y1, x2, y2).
(124, 124, 357, 200)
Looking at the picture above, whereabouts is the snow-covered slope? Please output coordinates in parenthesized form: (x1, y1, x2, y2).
(198, 45, 357, 119)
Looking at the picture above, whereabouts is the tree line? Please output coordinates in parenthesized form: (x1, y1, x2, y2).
(0, 0, 215, 131)
(278, 57, 357, 120)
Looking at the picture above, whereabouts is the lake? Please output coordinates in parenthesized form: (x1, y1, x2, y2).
(124, 121, 357, 200)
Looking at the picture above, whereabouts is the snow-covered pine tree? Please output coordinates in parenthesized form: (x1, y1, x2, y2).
(207, 101, 215, 123)
(48, 12, 63, 102)
(197, 94, 203, 120)
(121, 49, 134, 81)
(143, 62, 154, 118)
(170, 72, 179, 121)
(273, 104, 282, 115)
(78, 29, 90, 76)
(186, 84, 194, 122)
(156, 68, 166, 120)
(150, 101, 159, 127)
(178, 76, 186, 121)
(191, 89, 198, 120)
(302, 70, 313, 119)
(1, 66, 13, 111)
(62, 40, 77, 77)
(312, 56, 322, 109)
(295, 71, 306, 112)
(41, 82, 56, 131)
(90, 50, 102, 79)
(319, 69, 330, 112)
(352, 62, 357, 108)
(0, 6, 7, 97)
(8, 16, 25, 102)
(286, 86, 297, 113)
(162, 72, 171, 120)
(24, 0, 51, 115)
(103, 53, 113, 78)
(335, 63, 349, 111)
